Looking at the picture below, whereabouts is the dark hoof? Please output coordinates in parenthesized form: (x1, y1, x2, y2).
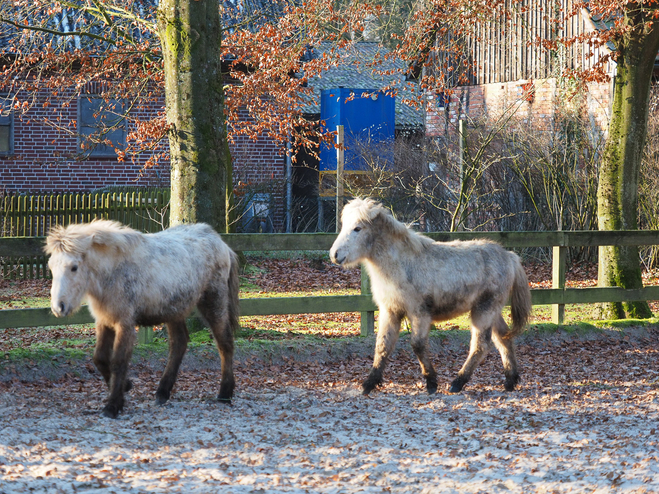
(426, 380, 438, 395)
(218, 382, 234, 403)
(102, 403, 121, 419)
(362, 379, 380, 396)
(124, 379, 133, 393)
(217, 397, 232, 405)
(504, 374, 520, 392)
(362, 371, 382, 396)
(449, 377, 467, 393)
(155, 389, 170, 405)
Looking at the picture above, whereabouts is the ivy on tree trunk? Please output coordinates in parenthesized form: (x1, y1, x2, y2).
(157, 0, 233, 233)
(596, 10, 659, 319)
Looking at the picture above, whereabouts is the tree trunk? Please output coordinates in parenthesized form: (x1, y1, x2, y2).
(596, 12, 659, 319)
(157, 0, 232, 232)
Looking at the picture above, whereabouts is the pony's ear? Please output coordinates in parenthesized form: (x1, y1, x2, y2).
(44, 232, 61, 255)
(90, 230, 113, 249)
(369, 208, 389, 229)
(88, 223, 141, 255)
(371, 206, 407, 238)
(369, 204, 393, 223)
(364, 201, 388, 223)
(89, 229, 129, 255)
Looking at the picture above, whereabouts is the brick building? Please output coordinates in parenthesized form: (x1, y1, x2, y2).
(425, 78, 614, 140)
(0, 86, 286, 230)
(0, 0, 294, 231)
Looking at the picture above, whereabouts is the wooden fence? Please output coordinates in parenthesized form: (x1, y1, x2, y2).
(1, 190, 170, 279)
(2, 230, 659, 337)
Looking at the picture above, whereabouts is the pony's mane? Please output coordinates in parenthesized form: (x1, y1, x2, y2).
(342, 198, 433, 251)
(45, 219, 143, 256)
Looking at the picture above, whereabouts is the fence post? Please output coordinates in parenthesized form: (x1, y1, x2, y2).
(137, 326, 154, 344)
(336, 125, 344, 232)
(360, 267, 375, 336)
(552, 234, 566, 325)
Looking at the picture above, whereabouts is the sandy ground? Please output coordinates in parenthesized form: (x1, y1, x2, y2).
(1, 327, 659, 493)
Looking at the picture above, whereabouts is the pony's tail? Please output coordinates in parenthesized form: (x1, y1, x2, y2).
(227, 251, 241, 334)
(509, 257, 532, 337)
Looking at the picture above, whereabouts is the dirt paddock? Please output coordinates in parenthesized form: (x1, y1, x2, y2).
(1, 327, 659, 493)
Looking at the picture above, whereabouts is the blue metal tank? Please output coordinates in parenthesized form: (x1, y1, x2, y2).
(319, 88, 395, 172)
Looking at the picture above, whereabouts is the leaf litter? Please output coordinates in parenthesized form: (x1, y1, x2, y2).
(1, 257, 659, 492)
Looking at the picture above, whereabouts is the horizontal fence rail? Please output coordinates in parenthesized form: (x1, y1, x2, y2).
(5, 230, 659, 254)
(2, 230, 659, 332)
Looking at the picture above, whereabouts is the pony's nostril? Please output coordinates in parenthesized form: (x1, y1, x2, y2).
(59, 302, 66, 314)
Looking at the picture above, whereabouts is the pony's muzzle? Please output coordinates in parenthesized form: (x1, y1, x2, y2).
(52, 301, 68, 317)
(329, 249, 344, 265)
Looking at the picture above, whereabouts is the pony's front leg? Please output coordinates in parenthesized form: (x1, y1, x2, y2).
(103, 323, 136, 419)
(363, 309, 402, 395)
(93, 324, 115, 386)
(408, 314, 437, 395)
(156, 319, 189, 405)
(93, 324, 133, 394)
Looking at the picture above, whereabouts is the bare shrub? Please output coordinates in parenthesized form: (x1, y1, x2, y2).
(639, 84, 659, 269)
(344, 93, 602, 263)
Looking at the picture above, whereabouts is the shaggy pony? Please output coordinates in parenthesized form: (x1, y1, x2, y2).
(46, 220, 240, 418)
(330, 198, 532, 395)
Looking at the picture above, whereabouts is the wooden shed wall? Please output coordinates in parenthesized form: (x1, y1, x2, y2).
(433, 1, 613, 86)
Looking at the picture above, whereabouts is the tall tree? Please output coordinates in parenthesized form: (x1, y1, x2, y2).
(595, 4, 659, 319)
(157, 0, 231, 231)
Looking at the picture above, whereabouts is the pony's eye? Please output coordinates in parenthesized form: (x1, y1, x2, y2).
(71, 266, 78, 272)
(353, 226, 362, 232)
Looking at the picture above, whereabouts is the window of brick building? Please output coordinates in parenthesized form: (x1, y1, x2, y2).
(78, 96, 126, 157)
(0, 97, 13, 156)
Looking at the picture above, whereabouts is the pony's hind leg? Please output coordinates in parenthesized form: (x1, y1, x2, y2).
(155, 319, 189, 405)
(198, 291, 235, 403)
(409, 313, 438, 394)
(450, 314, 494, 393)
(363, 309, 402, 395)
(492, 314, 520, 391)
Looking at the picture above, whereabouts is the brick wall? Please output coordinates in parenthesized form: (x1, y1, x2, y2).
(426, 78, 613, 138)
(0, 88, 287, 230)
(0, 87, 167, 191)
(230, 109, 287, 232)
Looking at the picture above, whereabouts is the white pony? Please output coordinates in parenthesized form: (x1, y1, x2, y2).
(46, 220, 240, 418)
(330, 198, 532, 395)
